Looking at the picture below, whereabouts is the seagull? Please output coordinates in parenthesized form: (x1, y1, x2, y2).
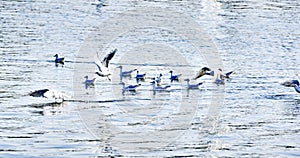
(209, 69, 234, 79)
(29, 89, 68, 100)
(136, 70, 146, 81)
(94, 49, 117, 81)
(121, 82, 141, 92)
(213, 69, 226, 84)
(169, 70, 181, 82)
(184, 79, 204, 89)
(150, 81, 171, 91)
(281, 80, 300, 87)
(154, 73, 163, 86)
(193, 67, 211, 80)
(53, 54, 65, 64)
(116, 65, 137, 81)
(84, 76, 96, 88)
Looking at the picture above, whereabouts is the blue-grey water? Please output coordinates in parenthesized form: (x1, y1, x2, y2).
(1, 0, 300, 157)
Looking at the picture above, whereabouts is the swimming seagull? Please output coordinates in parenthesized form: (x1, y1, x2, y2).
(281, 80, 300, 87)
(184, 79, 204, 89)
(136, 70, 146, 81)
(169, 70, 181, 82)
(121, 82, 141, 92)
(84, 76, 96, 88)
(193, 67, 211, 80)
(150, 81, 171, 91)
(53, 54, 65, 64)
(116, 65, 137, 81)
(94, 49, 117, 81)
(154, 73, 163, 86)
(29, 89, 68, 100)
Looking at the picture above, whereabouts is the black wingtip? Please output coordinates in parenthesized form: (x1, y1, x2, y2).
(29, 89, 49, 97)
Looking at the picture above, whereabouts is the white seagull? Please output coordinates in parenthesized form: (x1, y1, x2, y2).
(184, 79, 204, 89)
(53, 54, 65, 64)
(121, 82, 141, 92)
(213, 68, 226, 84)
(29, 89, 68, 100)
(194, 67, 234, 80)
(94, 49, 117, 81)
(153, 73, 163, 86)
(136, 70, 146, 81)
(84, 76, 96, 88)
(116, 65, 137, 81)
(169, 70, 181, 82)
(150, 81, 171, 91)
(156, 73, 163, 86)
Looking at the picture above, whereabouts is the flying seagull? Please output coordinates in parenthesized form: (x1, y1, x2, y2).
(29, 89, 68, 100)
(94, 49, 117, 81)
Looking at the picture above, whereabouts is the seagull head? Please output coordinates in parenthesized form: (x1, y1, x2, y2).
(184, 79, 190, 82)
(169, 70, 173, 73)
(116, 65, 122, 68)
(202, 67, 211, 71)
(84, 76, 88, 79)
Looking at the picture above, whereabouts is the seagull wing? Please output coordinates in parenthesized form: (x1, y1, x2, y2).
(94, 62, 102, 72)
(102, 49, 117, 67)
(225, 71, 234, 77)
(194, 70, 205, 79)
(29, 89, 49, 97)
(294, 86, 300, 93)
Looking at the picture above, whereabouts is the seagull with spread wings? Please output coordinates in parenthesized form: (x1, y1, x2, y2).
(94, 49, 117, 81)
(29, 89, 68, 100)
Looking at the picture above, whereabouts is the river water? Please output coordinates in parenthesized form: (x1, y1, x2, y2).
(0, 0, 300, 157)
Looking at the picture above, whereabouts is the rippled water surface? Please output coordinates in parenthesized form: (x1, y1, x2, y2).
(1, 0, 300, 157)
